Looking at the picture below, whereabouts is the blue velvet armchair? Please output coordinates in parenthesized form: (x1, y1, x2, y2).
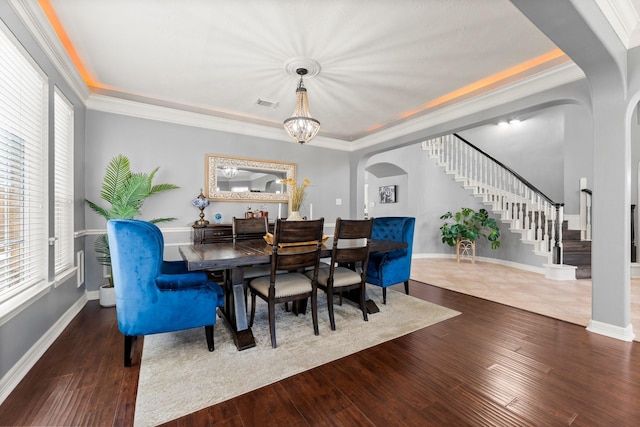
(365, 217, 416, 304)
(107, 219, 225, 366)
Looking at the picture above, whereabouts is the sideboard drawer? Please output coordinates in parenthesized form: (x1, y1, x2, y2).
(192, 225, 233, 244)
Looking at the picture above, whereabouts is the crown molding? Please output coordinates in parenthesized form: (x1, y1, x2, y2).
(595, 0, 640, 49)
(87, 63, 585, 154)
(348, 62, 586, 151)
(85, 94, 349, 151)
(8, 0, 90, 102)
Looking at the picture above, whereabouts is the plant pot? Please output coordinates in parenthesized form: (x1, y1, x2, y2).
(99, 283, 116, 307)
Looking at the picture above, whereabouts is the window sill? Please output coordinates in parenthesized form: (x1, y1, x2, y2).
(0, 280, 53, 327)
(54, 267, 78, 288)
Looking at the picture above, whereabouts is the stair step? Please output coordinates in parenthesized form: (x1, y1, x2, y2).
(562, 241, 591, 251)
(563, 229, 583, 241)
(576, 267, 591, 279)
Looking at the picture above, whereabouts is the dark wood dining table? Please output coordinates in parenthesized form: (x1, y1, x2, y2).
(179, 237, 407, 351)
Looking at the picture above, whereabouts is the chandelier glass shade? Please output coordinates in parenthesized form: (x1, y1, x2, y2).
(222, 166, 238, 179)
(283, 68, 320, 145)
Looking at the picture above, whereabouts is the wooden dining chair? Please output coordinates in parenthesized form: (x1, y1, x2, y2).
(248, 218, 325, 348)
(307, 217, 373, 331)
(232, 216, 272, 307)
(232, 216, 269, 241)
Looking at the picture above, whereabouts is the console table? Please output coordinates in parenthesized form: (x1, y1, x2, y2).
(192, 223, 274, 245)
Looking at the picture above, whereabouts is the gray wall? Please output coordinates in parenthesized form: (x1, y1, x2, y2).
(365, 140, 551, 266)
(458, 103, 594, 214)
(458, 106, 565, 203)
(83, 110, 349, 291)
(359, 103, 593, 270)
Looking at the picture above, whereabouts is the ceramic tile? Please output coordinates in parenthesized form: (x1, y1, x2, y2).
(411, 258, 640, 340)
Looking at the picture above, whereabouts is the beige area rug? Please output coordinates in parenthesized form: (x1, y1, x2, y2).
(134, 285, 460, 426)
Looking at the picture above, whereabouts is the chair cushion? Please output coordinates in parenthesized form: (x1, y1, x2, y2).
(308, 266, 361, 288)
(242, 264, 288, 279)
(242, 264, 272, 279)
(251, 272, 312, 298)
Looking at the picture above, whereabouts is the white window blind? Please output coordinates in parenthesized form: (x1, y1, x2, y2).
(54, 89, 73, 274)
(0, 24, 48, 299)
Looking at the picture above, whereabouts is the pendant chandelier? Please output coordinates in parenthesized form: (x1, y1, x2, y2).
(283, 68, 320, 145)
(222, 166, 238, 179)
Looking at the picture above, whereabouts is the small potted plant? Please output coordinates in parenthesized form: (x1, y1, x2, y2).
(440, 207, 500, 262)
(86, 154, 179, 306)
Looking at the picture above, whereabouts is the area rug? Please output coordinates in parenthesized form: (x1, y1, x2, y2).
(134, 285, 460, 426)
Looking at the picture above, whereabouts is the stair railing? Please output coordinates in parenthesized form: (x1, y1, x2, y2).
(423, 133, 564, 264)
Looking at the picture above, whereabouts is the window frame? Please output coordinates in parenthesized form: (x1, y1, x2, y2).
(0, 19, 51, 321)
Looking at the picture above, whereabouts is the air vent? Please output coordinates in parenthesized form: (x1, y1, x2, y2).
(256, 98, 279, 108)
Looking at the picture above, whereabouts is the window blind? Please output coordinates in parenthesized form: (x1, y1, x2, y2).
(54, 89, 73, 274)
(0, 24, 48, 299)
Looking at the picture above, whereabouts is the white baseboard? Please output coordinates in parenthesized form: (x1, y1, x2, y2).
(543, 263, 577, 281)
(631, 263, 640, 278)
(0, 294, 88, 405)
(586, 320, 635, 342)
(86, 289, 99, 301)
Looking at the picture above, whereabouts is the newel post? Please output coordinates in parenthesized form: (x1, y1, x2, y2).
(552, 203, 564, 264)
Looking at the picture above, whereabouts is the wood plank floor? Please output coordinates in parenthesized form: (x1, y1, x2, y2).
(2, 280, 640, 426)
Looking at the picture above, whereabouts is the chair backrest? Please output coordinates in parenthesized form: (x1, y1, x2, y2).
(330, 217, 373, 268)
(232, 216, 269, 241)
(270, 218, 325, 276)
(371, 216, 416, 258)
(107, 219, 165, 312)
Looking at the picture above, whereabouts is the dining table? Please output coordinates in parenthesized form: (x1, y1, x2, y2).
(179, 237, 408, 351)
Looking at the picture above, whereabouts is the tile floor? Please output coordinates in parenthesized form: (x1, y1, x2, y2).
(410, 257, 640, 341)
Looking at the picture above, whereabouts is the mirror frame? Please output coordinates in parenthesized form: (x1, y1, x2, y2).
(205, 154, 295, 202)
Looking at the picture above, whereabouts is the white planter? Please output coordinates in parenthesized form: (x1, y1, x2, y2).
(99, 284, 116, 307)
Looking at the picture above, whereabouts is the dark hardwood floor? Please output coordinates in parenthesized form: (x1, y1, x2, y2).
(2, 281, 640, 426)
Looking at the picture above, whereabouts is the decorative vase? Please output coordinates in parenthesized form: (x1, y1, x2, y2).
(287, 211, 303, 221)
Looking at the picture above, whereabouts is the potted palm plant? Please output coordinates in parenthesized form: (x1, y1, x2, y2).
(440, 207, 500, 262)
(86, 154, 179, 306)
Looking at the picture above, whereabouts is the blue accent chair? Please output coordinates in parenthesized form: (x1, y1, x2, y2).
(365, 217, 416, 304)
(107, 219, 225, 367)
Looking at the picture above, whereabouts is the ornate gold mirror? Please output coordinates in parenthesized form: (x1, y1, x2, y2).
(206, 154, 295, 202)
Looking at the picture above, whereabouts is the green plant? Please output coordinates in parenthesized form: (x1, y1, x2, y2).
(440, 207, 501, 250)
(86, 154, 179, 286)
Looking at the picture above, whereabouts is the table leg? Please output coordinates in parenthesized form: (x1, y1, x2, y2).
(219, 268, 256, 350)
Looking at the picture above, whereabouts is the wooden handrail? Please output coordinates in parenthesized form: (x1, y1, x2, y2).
(453, 133, 563, 209)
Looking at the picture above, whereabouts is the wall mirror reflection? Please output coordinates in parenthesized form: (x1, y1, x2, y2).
(206, 154, 295, 202)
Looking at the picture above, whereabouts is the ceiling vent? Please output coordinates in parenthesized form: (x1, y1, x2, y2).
(256, 98, 279, 108)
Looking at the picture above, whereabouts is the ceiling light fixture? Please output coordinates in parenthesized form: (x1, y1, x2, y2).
(283, 68, 320, 145)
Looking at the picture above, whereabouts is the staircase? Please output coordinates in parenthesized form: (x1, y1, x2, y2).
(562, 221, 592, 278)
(422, 134, 571, 271)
